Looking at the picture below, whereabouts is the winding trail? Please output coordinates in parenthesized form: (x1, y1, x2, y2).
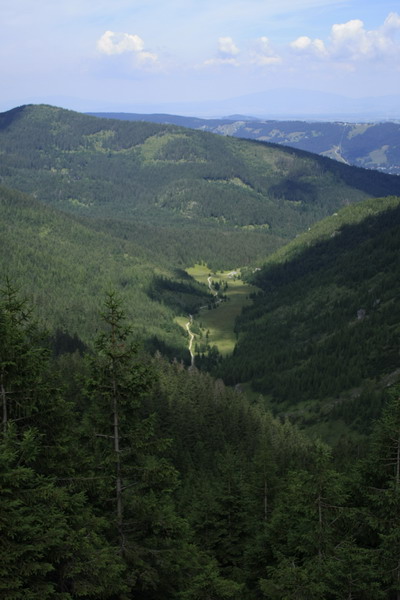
(208, 276, 223, 305)
(208, 276, 217, 297)
(186, 314, 195, 368)
(185, 275, 221, 367)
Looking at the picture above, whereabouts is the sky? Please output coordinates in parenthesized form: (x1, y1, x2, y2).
(2, 0, 400, 118)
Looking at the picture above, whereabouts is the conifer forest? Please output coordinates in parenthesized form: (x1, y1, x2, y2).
(1, 105, 400, 599)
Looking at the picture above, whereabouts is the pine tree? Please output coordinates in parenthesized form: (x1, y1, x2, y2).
(263, 441, 349, 598)
(83, 292, 199, 597)
(364, 390, 400, 600)
(0, 284, 126, 598)
(0, 280, 47, 435)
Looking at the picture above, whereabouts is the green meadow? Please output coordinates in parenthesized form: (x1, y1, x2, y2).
(181, 263, 258, 356)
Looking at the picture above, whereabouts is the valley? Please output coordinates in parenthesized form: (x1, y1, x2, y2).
(2, 103, 400, 599)
(176, 264, 258, 362)
(2, 104, 400, 428)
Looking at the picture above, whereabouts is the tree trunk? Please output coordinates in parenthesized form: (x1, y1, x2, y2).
(113, 389, 124, 554)
(317, 493, 323, 559)
(1, 376, 7, 434)
(111, 314, 124, 555)
(264, 478, 268, 521)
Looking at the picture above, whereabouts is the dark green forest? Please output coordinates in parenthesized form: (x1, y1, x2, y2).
(0, 184, 211, 355)
(2, 285, 400, 599)
(2, 104, 400, 270)
(2, 104, 400, 598)
(218, 196, 400, 439)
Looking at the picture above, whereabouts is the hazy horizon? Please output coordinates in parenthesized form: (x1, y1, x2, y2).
(2, 1, 400, 119)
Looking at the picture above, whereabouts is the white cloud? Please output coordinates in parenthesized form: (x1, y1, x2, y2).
(97, 31, 144, 54)
(251, 37, 282, 65)
(290, 36, 327, 57)
(291, 36, 312, 51)
(204, 35, 282, 68)
(329, 16, 400, 61)
(97, 30, 158, 64)
(218, 36, 239, 57)
(330, 19, 374, 60)
(383, 12, 400, 33)
(203, 36, 240, 67)
(290, 12, 400, 63)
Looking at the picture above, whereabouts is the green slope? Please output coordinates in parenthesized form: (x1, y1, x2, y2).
(2, 104, 400, 268)
(89, 112, 400, 175)
(218, 196, 400, 436)
(0, 185, 209, 353)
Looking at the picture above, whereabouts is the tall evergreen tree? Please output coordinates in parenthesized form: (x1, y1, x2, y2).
(0, 284, 126, 598)
(364, 390, 400, 600)
(262, 441, 350, 598)
(82, 292, 203, 597)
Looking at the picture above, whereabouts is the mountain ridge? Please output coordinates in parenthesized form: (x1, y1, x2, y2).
(22, 88, 400, 120)
(88, 111, 400, 175)
(2, 104, 400, 252)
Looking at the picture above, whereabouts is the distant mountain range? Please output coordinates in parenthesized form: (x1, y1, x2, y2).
(203, 89, 400, 121)
(3, 105, 400, 256)
(26, 88, 400, 120)
(88, 112, 400, 175)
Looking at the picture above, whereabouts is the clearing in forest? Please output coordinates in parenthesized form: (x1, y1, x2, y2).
(182, 263, 258, 356)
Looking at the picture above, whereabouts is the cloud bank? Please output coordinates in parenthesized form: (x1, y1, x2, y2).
(291, 12, 400, 63)
(94, 12, 400, 84)
(200, 12, 400, 73)
(251, 37, 282, 65)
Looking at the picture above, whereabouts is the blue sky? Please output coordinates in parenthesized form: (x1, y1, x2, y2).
(1, 0, 400, 116)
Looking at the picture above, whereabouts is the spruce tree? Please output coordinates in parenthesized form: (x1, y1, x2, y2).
(83, 292, 198, 597)
(0, 283, 126, 598)
(263, 441, 349, 598)
(364, 390, 400, 600)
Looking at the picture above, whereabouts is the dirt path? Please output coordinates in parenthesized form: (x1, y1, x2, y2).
(185, 314, 195, 367)
(208, 276, 222, 304)
(185, 276, 220, 367)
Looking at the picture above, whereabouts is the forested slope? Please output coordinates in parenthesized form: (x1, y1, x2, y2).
(2, 104, 400, 599)
(0, 185, 209, 354)
(2, 285, 400, 599)
(219, 196, 400, 436)
(2, 104, 400, 268)
(90, 112, 400, 175)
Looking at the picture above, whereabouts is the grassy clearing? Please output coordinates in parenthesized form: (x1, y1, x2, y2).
(180, 263, 258, 356)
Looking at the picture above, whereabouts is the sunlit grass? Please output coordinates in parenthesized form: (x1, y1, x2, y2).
(181, 263, 258, 356)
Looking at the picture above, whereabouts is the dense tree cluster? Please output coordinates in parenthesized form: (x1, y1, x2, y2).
(2, 104, 400, 598)
(2, 104, 400, 273)
(2, 285, 400, 598)
(219, 197, 400, 434)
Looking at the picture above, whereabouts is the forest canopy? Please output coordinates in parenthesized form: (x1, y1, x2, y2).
(1, 285, 400, 599)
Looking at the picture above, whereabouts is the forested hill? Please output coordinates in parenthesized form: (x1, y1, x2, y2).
(218, 195, 400, 438)
(0, 184, 210, 353)
(2, 104, 400, 269)
(89, 112, 400, 175)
